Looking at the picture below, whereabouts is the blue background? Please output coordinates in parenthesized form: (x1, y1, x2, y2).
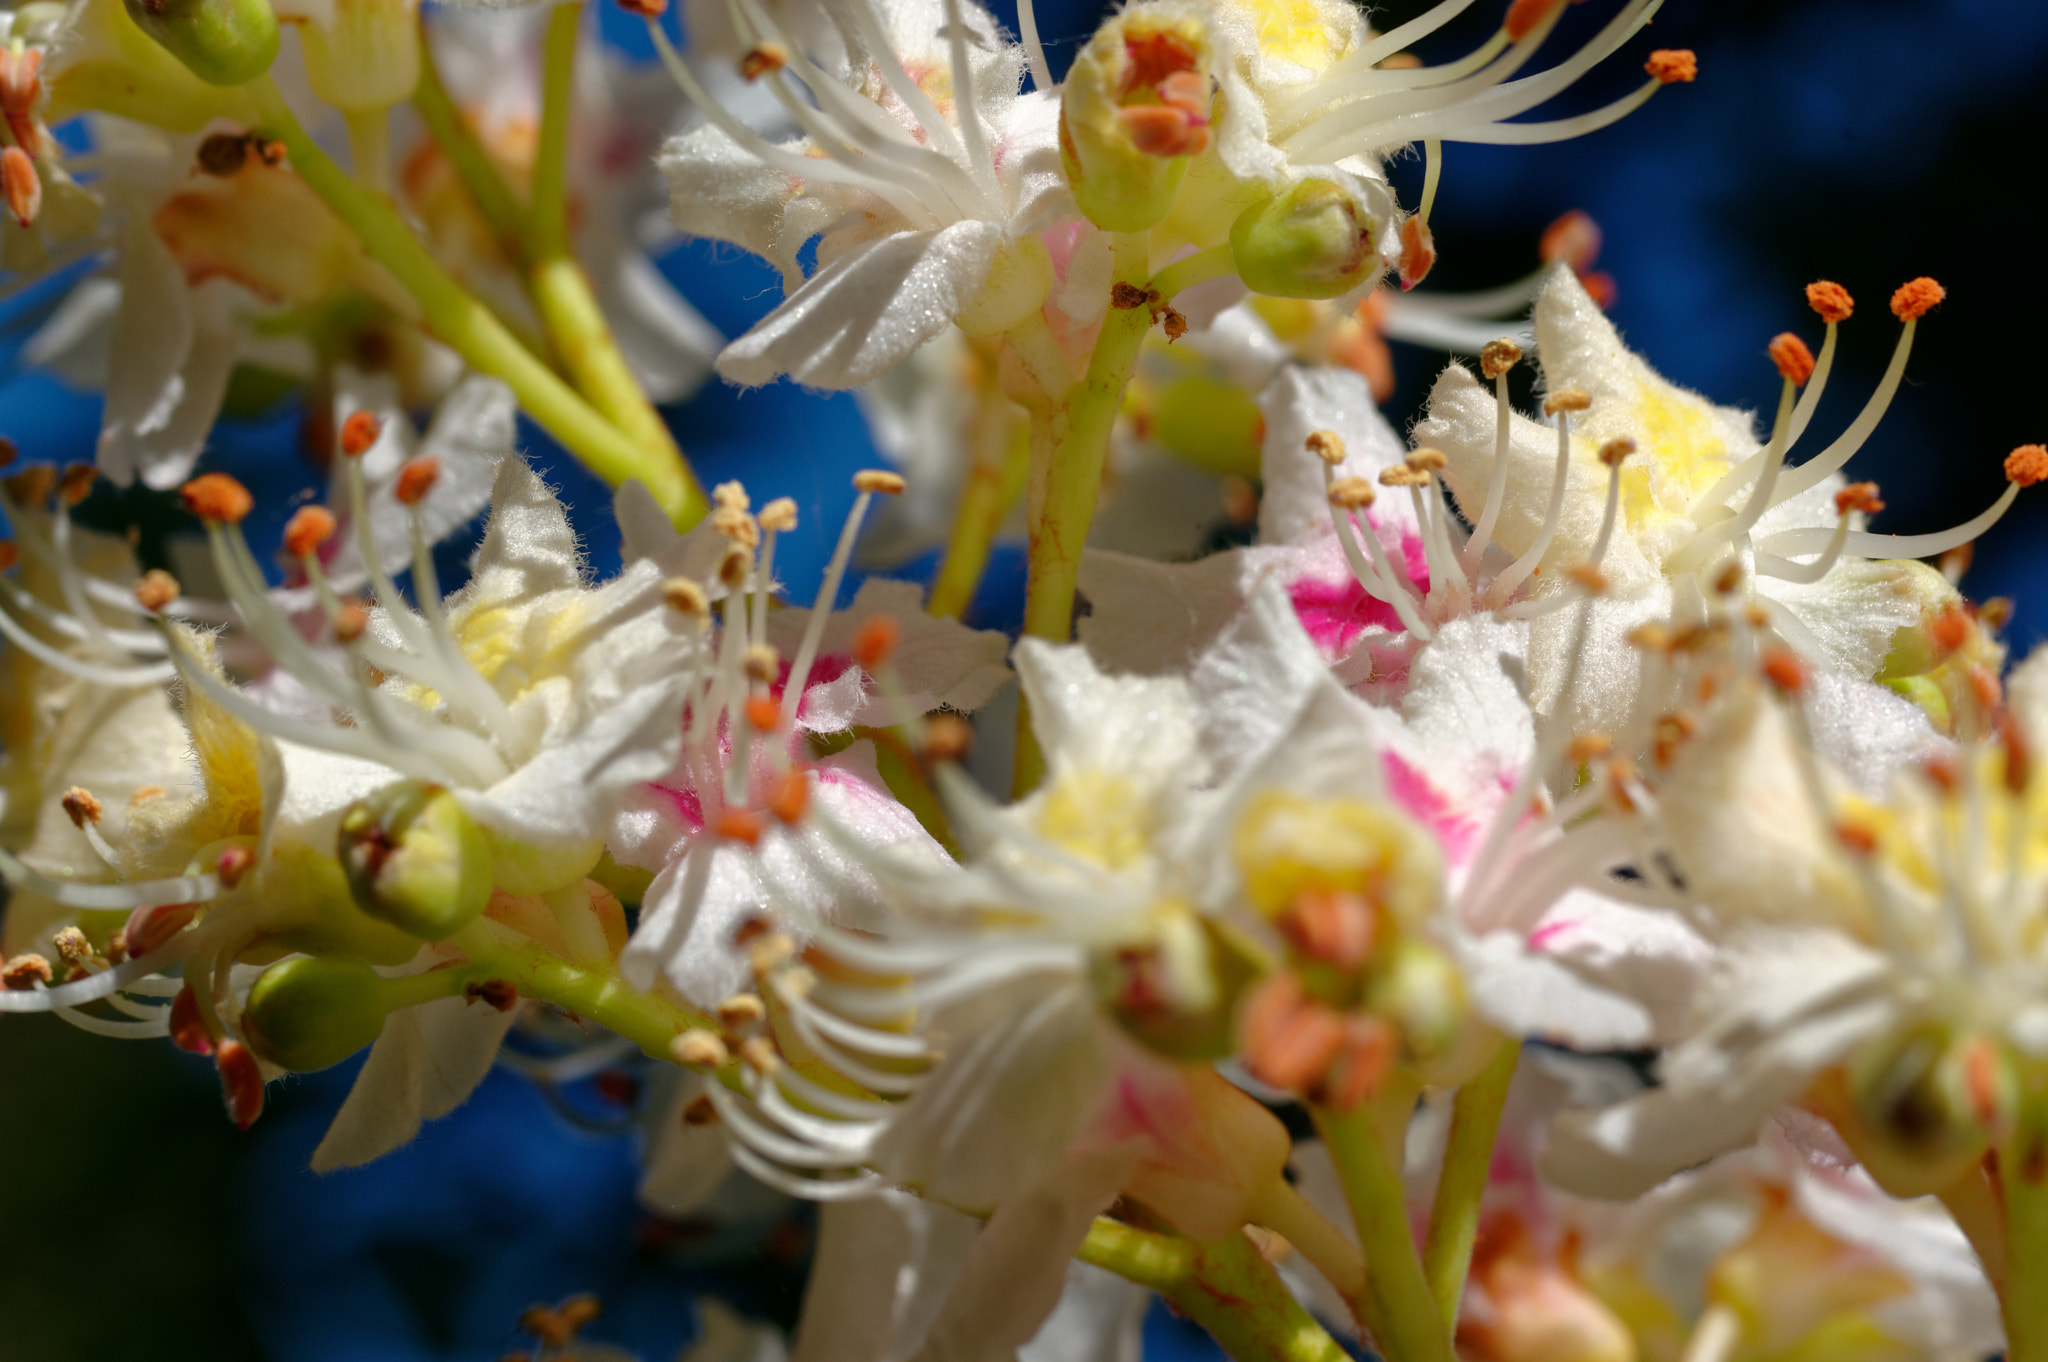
(2, 0, 2044, 1356)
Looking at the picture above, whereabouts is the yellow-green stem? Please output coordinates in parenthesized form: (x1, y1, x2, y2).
(524, 5, 700, 508)
(1935, 1164, 2006, 1295)
(344, 107, 392, 194)
(412, 26, 530, 265)
(1150, 242, 1236, 301)
(1421, 1038, 1520, 1332)
(927, 401, 1029, 620)
(453, 920, 714, 1058)
(2001, 1075, 2048, 1361)
(1314, 1102, 1455, 1362)
(245, 77, 705, 528)
(1077, 1219, 1349, 1362)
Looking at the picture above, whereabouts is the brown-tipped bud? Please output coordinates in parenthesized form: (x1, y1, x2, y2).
(718, 992, 767, 1029)
(1597, 437, 1636, 467)
(1480, 338, 1523, 380)
(2005, 445, 2048, 488)
(1305, 430, 1347, 465)
(715, 808, 762, 845)
(170, 985, 214, 1054)
(215, 842, 256, 890)
(464, 978, 519, 1012)
(923, 712, 973, 764)
(339, 410, 382, 457)
(3, 145, 41, 228)
(768, 769, 809, 825)
(61, 786, 103, 827)
(1760, 645, 1808, 694)
(2, 952, 53, 989)
(663, 576, 710, 619)
(196, 131, 251, 177)
(180, 473, 254, 525)
(5, 464, 56, 505)
(394, 457, 440, 506)
(59, 463, 96, 506)
(672, 1029, 729, 1068)
(852, 616, 901, 671)
(739, 42, 789, 80)
(0, 540, 16, 572)
(853, 469, 907, 496)
(283, 505, 338, 559)
(1329, 476, 1377, 509)
(1835, 481, 1885, 516)
(124, 901, 201, 957)
(1645, 49, 1697, 83)
(1504, 0, 1565, 42)
(1890, 277, 1945, 321)
(758, 497, 798, 532)
(333, 601, 371, 643)
(135, 569, 181, 613)
(1542, 387, 1592, 415)
(1540, 210, 1602, 271)
(1769, 333, 1816, 385)
(1806, 280, 1854, 324)
(216, 1040, 264, 1131)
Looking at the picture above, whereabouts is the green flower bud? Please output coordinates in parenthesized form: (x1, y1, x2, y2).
(1364, 937, 1490, 1086)
(1229, 178, 1393, 301)
(482, 825, 603, 898)
(122, 0, 279, 87)
(1060, 5, 1216, 233)
(1095, 911, 1261, 1061)
(339, 781, 492, 941)
(240, 955, 393, 1071)
(1147, 372, 1264, 477)
(45, 0, 256, 131)
(300, 0, 419, 112)
(1847, 1023, 2014, 1198)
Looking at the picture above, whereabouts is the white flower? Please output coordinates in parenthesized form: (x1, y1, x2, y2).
(654, 0, 1070, 388)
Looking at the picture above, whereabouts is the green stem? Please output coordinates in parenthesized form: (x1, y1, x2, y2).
(246, 76, 706, 528)
(2001, 1075, 2048, 1361)
(1421, 1038, 1520, 1333)
(1248, 1177, 1366, 1303)
(1150, 243, 1236, 302)
(1314, 1103, 1455, 1362)
(411, 26, 530, 265)
(344, 107, 392, 194)
(528, 1, 580, 264)
(927, 399, 1030, 620)
(1935, 1163, 2007, 1295)
(452, 919, 713, 1057)
(523, 4, 701, 505)
(1078, 1219, 1349, 1362)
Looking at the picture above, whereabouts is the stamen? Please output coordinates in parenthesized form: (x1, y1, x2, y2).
(778, 474, 899, 733)
(1326, 473, 1433, 639)
(1643, 49, 1696, 83)
(1015, 0, 1053, 91)
(1665, 367, 1800, 575)
(283, 506, 337, 561)
(1765, 283, 1933, 505)
(136, 570, 180, 613)
(180, 474, 255, 525)
(1758, 447, 2040, 562)
(1891, 277, 1945, 320)
(1487, 387, 1589, 605)
(339, 410, 382, 457)
(1753, 482, 1882, 584)
(1462, 338, 1524, 575)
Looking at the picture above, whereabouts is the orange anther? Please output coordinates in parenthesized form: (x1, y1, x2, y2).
(0, 540, 16, 571)
(2, 953, 53, 990)
(852, 469, 906, 495)
(716, 808, 762, 845)
(283, 505, 338, 559)
(1923, 751, 1961, 795)
(1768, 333, 1816, 385)
(124, 901, 200, 957)
(59, 463, 96, 506)
(394, 456, 440, 506)
(215, 843, 256, 890)
(1931, 608, 1971, 654)
(1806, 280, 1854, 324)
(1833, 481, 1884, 516)
(1890, 277, 1945, 321)
(216, 1040, 265, 1130)
(338, 410, 382, 458)
(1644, 49, 1697, 84)
(768, 769, 809, 825)
(745, 694, 780, 733)
(2, 145, 40, 228)
(1834, 821, 1878, 857)
(1322, 1015, 1397, 1111)
(923, 713, 973, 764)
(615, 0, 667, 15)
(738, 42, 788, 80)
(852, 616, 901, 672)
(1576, 269, 1618, 310)
(1398, 215, 1435, 290)
(2000, 709, 2032, 797)
(61, 786, 102, 828)
(1480, 339, 1523, 381)
(1118, 103, 1210, 157)
(169, 985, 214, 1055)
(1504, 0, 1565, 42)
(1760, 646, 1808, 694)
(1239, 972, 1346, 1094)
(1540, 209, 1602, 271)
(180, 473, 254, 525)
(134, 569, 180, 612)
(1121, 26, 1202, 93)
(2006, 444, 2048, 487)
(1278, 888, 1377, 970)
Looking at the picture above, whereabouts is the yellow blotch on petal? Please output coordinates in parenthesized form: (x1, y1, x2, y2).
(1232, 789, 1441, 929)
(1619, 380, 1735, 535)
(1037, 769, 1153, 871)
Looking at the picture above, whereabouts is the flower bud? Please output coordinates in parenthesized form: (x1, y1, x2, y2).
(1229, 178, 1394, 301)
(1060, 5, 1216, 233)
(1364, 937, 1488, 1085)
(122, 0, 279, 88)
(240, 955, 395, 1071)
(1846, 1024, 2013, 1197)
(44, 0, 255, 130)
(299, 0, 420, 112)
(954, 234, 1056, 338)
(338, 781, 492, 941)
(1232, 789, 1442, 934)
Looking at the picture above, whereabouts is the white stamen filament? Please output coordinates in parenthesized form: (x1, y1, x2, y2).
(1418, 138, 1443, 224)
(1432, 75, 1661, 145)
(1771, 318, 1919, 505)
(1664, 378, 1798, 575)
(1757, 480, 2020, 562)
(0, 597, 176, 686)
(0, 842, 216, 912)
(939, 0, 1001, 200)
(1486, 400, 1576, 605)
(1015, 0, 1052, 91)
(1462, 366, 1517, 575)
(779, 491, 876, 733)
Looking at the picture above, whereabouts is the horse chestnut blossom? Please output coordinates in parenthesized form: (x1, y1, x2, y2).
(8, 0, 2048, 1359)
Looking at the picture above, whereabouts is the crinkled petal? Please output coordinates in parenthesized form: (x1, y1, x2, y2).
(310, 992, 520, 1172)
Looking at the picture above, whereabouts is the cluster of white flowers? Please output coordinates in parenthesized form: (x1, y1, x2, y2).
(4, 0, 2044, 1358)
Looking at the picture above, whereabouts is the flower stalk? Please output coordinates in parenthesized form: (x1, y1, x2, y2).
(2001, 1073, 2048, 1360)
(245, 75, 706, 527)
(1314, 1100, 1456, 1362)
(1422, 1038, 1521, 1330)
(452, 919, 715, 1057)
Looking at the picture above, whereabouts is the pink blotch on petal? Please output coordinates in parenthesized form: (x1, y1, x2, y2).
(1383, 751, 1484, 867)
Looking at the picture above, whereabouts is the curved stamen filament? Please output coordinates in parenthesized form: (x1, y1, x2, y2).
(0, 842, 216, 912)
(1771, 317, 1918, 505)
(778, 491, 879, 734)
(0, 595, 175, 685)
(1664, 378, 1798, 575)
(1015, 0, 1052, 91)
(1758, 481, 2021, 562)
(1424, 75, 1661, 145)
(1462, 365, 1517, 575)
(1486, 401, 1576, 606)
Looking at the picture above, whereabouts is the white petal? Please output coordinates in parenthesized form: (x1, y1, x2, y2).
(310, 993, 519, 1171)
(1256, 365, 1413, 547)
